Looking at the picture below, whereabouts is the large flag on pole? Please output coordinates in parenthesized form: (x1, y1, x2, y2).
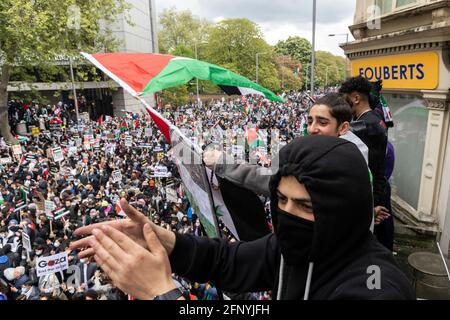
(81, 52, 283, 103)
(81, 52, 272, 241)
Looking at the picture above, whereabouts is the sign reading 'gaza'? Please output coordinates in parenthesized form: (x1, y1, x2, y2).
(351, 52, 439, 90)
(36, 252, 69, 277)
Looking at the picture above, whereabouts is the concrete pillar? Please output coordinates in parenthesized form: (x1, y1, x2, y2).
(112, 88, 154, 117)
(418, 93, 449, 224)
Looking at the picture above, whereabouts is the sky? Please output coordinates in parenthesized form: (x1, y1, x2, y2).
(155, 0, 356, 57)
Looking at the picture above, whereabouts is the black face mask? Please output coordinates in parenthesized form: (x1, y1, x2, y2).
(276, 209, 314, 266)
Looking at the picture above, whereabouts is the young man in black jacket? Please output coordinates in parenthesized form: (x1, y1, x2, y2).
(339, 76, 392, 248)
(71, 136, 414, 300)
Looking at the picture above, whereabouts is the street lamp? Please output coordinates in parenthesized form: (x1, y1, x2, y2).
(311, 0, 317, 97)
(69, 57, 79, 122)
(329, 33, 350, 79)
(328, 33, 349, 45)
(256, 52, 269, 84)
(194, 41, 207, 105)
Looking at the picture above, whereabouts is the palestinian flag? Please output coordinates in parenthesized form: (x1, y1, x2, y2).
(120, 121, 128, 132)
(246, 128, 265, 148)
(380, 94, 394, 128)
(54, 208, 69, 220)
(0, 193, 4, 205)
(81, 52, 281, 241)
(115, 202, 126, 218)
(81, 52, 283, 103)
(16, 135, 29, 142)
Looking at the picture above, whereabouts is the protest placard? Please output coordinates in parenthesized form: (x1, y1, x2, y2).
(45, 200, 56, 217)
(166, 188, 178, 203)
(52, 147, 64, 162)
(22, 232, 32, 252)
(0, 157, 12, 165)
(12, 145, 22, 156)
(153, 166, 170, 178)
(36, 252, 69, 277)
(124, 135, 133, 147)
(31, 127, 41, 137)
(112, 170, 122, 183)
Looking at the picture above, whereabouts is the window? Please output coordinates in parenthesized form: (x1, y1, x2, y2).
(384, 94, 428, 209)
(376, 0, 393, 15)
(396, 0, 417, 8)
(374, 0, 418, 16)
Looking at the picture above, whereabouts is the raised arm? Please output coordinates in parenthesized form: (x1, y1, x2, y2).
(170, 233, 278, 293)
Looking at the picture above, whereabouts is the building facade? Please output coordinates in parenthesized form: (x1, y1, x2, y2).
(111, 0, 158, 116)
(342, 0, 450, 254)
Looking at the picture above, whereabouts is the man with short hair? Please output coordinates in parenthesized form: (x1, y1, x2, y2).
(203, 93, 368, 197)
(339, 76, 391, 247)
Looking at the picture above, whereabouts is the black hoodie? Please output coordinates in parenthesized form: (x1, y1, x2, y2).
(170, 136, 414, 300)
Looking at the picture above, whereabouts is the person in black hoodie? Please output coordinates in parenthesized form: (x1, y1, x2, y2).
(339, 77, 391, 236)
(71, 136, 414, 300)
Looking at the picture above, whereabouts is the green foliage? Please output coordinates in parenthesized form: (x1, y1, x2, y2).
(0, 0, 131, 107)
(158, 7, 211, 54)
(314, 51, 346, 88)
(204, 19, 280, 92)
(274, 55, 303, 91)
(275, 37, 312, 70)
(171, 45, 195, 59)
(160, 85, 189, 107)
(154, 9, 347, 101)
(0, 0, 130, 65)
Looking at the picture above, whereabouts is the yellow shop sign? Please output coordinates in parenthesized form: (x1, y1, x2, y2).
(351, 52, 439, 90)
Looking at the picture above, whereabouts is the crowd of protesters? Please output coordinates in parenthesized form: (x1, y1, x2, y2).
(0, 90, 319, 300)
(1, 80, 397, 301)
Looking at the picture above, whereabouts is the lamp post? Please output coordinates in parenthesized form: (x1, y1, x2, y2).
(194, 43, 200, 105)
(194, 41, 207, 105)
(328, 33, 350, 79)
(311, 0, 317, 98)
(325, 65, 329, 88)
(304, 64, 310, 91)
(256, 52, 269, 84)
(67, 5, 81, 123)
(69, 57, 79, 123)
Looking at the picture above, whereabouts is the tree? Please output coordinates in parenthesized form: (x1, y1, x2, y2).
(274, 37, 312, 70)
(171, 44, 195, 59)
(314, 51, 346, 88)
(159, 85, 189, 107)
(158, 7, 211, 54)
(204, 19, 280, 92)
(274, 55, 302, 91)
(275, 37, 313, 89)
(0, 0, 130, 144)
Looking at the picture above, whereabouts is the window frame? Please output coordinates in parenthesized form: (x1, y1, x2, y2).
(394, 0, 419, 10)
(374, 0, 420, 19)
